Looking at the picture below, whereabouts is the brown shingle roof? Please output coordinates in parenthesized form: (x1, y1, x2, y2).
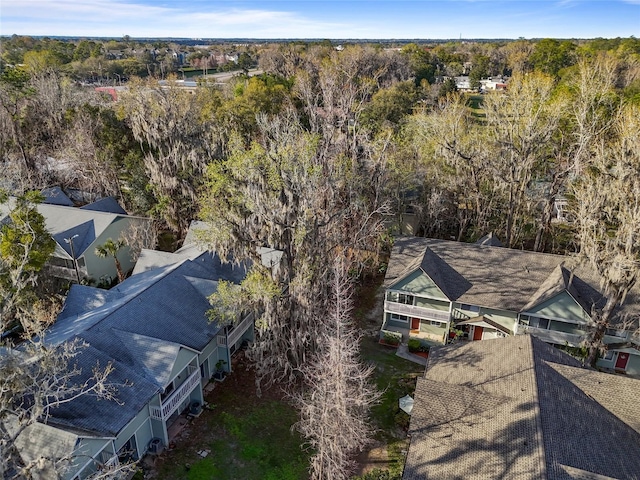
(384, 237, 639, 318)
(403, 335, 640, 480)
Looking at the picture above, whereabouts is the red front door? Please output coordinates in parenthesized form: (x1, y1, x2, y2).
(411, 318, 420, 330)
(615, 352, 630, 370)
(473, 326, 484, 341)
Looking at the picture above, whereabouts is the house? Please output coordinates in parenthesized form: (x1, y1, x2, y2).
(1, 195, 152, 284)
(4, 249, 254, 479)
(380, 236, 640, 376)
(403, 334, 640, 479)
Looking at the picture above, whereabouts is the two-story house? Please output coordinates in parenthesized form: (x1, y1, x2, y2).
(1, 194, 152, 284)
(381, 236, 640, 376)
(4, 249, 254, 480)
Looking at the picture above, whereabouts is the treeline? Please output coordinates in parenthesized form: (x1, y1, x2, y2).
(2, 36, 640, 479)
(1, 37, 638, 247)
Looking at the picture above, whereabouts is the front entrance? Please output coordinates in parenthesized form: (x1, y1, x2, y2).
(615, 352, 629, 370)
(411, 317, 420, 330)
(473, 326, 484, 341)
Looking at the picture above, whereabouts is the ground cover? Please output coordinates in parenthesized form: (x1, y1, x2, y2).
(149, 352, 309, 480)
(148, 274, 424, 480)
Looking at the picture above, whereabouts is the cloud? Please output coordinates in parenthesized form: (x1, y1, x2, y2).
(2, 0, 351, 38)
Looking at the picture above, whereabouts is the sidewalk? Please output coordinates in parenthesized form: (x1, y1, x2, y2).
(396, 343, 427, 366)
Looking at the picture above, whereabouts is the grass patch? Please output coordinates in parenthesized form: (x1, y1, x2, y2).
(188, 458, 221, 480)
(154, 400, 308, 480)
(360, 338, 423, 435)
(210, 402, 308, 479)
(466, 94, 486, 120)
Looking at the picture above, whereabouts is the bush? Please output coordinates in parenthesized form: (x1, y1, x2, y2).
(393, 410, 410, 430)
(407, 338, 421, 352)
(382, 331, 401, 346)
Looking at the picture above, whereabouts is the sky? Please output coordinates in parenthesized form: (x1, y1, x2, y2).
(1, 0, 638, 40)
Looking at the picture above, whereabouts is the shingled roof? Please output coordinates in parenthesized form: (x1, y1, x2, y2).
(384, 237, 640, 318)
(403, 335, 640, 480)
(37, 251, 245, 437)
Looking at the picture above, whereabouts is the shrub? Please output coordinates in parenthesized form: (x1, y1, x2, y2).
(407, 338, 421, 352)
(382, 331, 401, 345)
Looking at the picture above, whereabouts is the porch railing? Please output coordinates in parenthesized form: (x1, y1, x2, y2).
(384, 301, 450, 323)
(149, 365, 200, 421)
(227, 314, 254, 347)
(99, 450, 119, 470)
(520, 326, 584, 346)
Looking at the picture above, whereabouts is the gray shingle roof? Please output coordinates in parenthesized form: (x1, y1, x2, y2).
(404, 335, 640, 480)
(79, 197, 127, 215)
(37, 251, 247, 437)
(384, 237, 640, 319)
(41, 186, 74, 207)
(5, 414, 79, 479)
(475, 232, 504, 247)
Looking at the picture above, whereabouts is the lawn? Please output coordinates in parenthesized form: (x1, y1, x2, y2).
(151, 354, 309, 480)
(151, 275, 423, 480)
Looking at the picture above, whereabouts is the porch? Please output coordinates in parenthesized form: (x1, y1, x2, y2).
(381, 324, 447, 346)
(384, 300, 450, 323)
(149, 365, 200, 422)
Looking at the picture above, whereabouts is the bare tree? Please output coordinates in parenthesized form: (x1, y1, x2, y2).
(483, 72, 562, 248)
(572, 103, 640, 366)
(533, 54, 619, 252)
(292, 259, 380, 480)
(412, 94, 496, 241)
(119, 79, 215, 236)
(201, 112, 388, 391)
(0, 337, 133, 480)
(118, 219, 158, 263)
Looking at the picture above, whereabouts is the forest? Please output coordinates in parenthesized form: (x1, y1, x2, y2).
(1, 35, 640, 479)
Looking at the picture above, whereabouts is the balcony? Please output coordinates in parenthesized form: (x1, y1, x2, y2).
(216, 314, 254, 348)
(149, 366, 200, 421)
(384, 301, 450, 323)
(228, 314, 254, 347)
(520, 326, 584, 346)
(99, 450, 119, 470)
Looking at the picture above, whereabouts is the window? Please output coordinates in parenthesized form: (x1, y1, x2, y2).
(460, 304, 480, 313)
(529, 317, 549, 329)
(76, 257, 85, 268)
(603, 350, 615, 361)
(398, 294, 414, 305)
(387, 292, 414, 305)
(390, 313, 409, 323)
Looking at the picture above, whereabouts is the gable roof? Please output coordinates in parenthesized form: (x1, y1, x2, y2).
(384, 237, 640, 319)
(41, 186, 74, 207)
(523, 265, 606, 315)
(4, 414, 80, 479)
(79, 197, 127, 215)
(403, 335, 640, 480)
(1, 196, 145, 259)
(37, 251, 247, 437)
(475, 232, 504, 247)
